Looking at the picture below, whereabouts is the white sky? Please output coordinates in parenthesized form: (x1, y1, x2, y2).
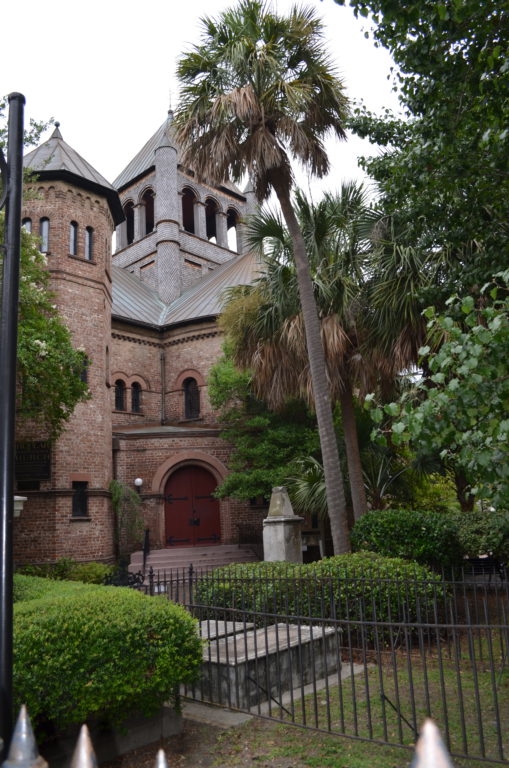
(3, 0, 399, 199)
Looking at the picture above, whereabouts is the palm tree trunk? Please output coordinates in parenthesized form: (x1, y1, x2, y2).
(272, 177, 350, 554)
(339, 377, 368, 521)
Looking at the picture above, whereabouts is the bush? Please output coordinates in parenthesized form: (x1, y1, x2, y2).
(194, 552, 440, 625)
(18, 558, 114, 584)
(350, 508, 463, 569)
(453, 507, 509, 564)
(14, 580, 202, 733)
(13, 574, 98, 603)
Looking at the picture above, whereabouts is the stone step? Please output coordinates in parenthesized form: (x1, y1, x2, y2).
(129, 544, 259, 573)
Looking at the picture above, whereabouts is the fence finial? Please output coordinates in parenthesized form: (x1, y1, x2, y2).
(70, 725, 98, 768)
(411, 719, 454, 768)
(2, 706, 47, 768)
(154, 748, 169, 768)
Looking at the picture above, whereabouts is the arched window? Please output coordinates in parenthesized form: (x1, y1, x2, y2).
(114, 379, 126, 411)
(181, 188, 196, 234)
(85, 226, 94, 260)
(69, 221, 78, 255)
(205, 198, 218, 242)
(124, 202, 134, 245)
(22, 218, 32, 233)
(183, 377, 200, 419)
(131, 382, 141, 412)
(142, 189, 155, 235)
(39, 218, 50, 252)
(227, 208, 239, 252)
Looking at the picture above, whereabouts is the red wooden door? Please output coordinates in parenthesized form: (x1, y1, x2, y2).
(164, 466, 220, 547)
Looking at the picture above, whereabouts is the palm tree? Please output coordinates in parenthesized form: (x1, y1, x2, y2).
(174, 0, 351, 553)
(222, 183, 375, 520)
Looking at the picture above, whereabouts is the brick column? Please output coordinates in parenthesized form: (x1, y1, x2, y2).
(134, 203, 144, 241)
(195, 201, 206, 239)
(216, 211, 228, 248)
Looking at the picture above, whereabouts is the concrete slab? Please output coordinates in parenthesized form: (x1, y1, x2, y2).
(196, 623, 341, 709)
(200, 620, 255, 640)
(182, 700, 253, 728)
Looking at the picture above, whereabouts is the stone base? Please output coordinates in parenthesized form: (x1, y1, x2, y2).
(263, 516, 304, 563)
(40, 705, 182, 767)
(191, 623, 340, 709)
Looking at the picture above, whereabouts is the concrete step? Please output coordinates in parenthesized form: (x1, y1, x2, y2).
(129, 544, 259, 573)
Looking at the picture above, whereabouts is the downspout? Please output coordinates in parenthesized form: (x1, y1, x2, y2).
(160, 348, 166, 425)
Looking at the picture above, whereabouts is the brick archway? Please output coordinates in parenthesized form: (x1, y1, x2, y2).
(151, 451, 228, 494)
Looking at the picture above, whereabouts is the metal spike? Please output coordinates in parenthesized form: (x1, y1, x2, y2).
(2, 705, 47, 768)
(154, 748, 169, 768)
(69, 725, 98, 768)
(410, 719, 455, 768)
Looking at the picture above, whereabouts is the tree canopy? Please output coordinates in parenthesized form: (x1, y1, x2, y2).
(338, 0, 509, 298)
(369, 273, 509, 510)
(175, 0, 352, 553)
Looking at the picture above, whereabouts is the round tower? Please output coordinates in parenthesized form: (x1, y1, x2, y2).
(14, 124, 124, 564)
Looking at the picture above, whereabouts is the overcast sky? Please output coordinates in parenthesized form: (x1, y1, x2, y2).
(3, 0, 399, 198)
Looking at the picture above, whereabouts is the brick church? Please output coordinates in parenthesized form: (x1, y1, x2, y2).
(14, 113, 265, 565)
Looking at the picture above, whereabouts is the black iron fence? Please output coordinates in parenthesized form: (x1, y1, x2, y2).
(133, 565, 508, 764)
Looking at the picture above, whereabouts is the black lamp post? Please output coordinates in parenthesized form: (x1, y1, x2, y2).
(0, 92, 25, 757)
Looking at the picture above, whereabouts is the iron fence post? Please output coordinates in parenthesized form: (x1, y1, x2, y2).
(0, 92, 25, 758)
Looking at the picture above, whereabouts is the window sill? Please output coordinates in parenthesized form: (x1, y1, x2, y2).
(68, 254, 96, 264)
(69, 516, 92, 522)
(113, 410, 144, 415)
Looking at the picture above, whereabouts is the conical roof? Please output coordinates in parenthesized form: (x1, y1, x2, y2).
(24, 124, 124, 225)
(113, 114, 245, 198)
(113, 117, 173, 191)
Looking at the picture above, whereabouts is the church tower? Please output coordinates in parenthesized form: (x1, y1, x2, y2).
(14, 125, 124, 563)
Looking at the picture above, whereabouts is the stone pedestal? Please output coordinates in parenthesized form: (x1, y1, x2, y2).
(263, 486, 303, 563)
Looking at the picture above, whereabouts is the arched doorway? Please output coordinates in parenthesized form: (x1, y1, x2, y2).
(164, 465, 221, 547)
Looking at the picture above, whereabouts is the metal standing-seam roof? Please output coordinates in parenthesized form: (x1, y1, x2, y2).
(111, 250, 261, 328)
(23, 124, 124, 225)
(111, 267, 166, 326)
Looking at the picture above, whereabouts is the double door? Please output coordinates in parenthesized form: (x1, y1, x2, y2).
(164, 465, 220, 547)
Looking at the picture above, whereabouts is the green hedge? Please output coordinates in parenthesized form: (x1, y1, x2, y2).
(350, 508, 464, 568)
(14, 580, 202, 732)
(18, 558, 114, 584)
(194, 552, 440, 625)
(13, 574, 98, 603)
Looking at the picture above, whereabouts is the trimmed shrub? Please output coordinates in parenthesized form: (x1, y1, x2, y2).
(194, 552, 440, 626)
(18, 558, 114, 584)
(453, 507, 509, 564)
(13, 574, 98, 603)
(350, 508, 463, 568)
(14, 582, 202, 733)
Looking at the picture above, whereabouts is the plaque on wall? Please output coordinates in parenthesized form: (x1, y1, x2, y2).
(15, 441, 51, 481)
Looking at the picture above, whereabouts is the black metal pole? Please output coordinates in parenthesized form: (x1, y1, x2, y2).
(0, 92, 25, 757)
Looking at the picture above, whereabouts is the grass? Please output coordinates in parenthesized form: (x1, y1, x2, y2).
(211, 629, 508, 767)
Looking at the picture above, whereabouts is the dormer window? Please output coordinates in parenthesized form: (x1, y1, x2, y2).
(69, 221, 78, 256)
